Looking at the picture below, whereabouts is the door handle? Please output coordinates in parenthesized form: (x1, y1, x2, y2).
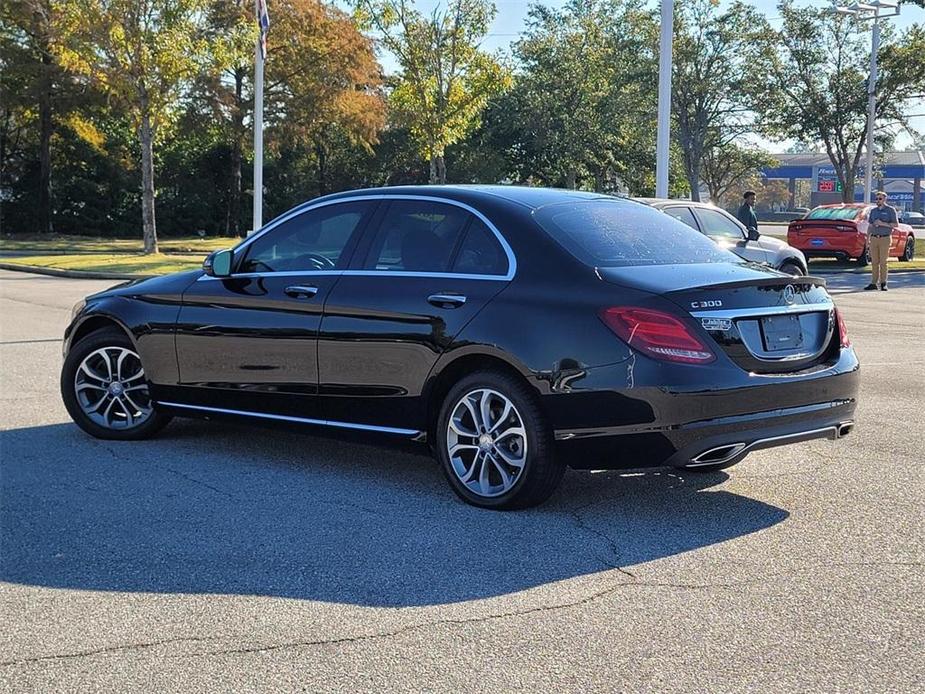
(284, 285, 319, 299)
(427, 293, 467, 308)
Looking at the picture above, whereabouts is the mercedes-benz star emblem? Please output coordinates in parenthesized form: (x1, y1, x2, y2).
(783, 284, 796, 304)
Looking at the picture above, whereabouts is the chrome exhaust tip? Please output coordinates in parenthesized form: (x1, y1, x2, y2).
(688, 442, 747, 467)
(837, 422, 854, 438)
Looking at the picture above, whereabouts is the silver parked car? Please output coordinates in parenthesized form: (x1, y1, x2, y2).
(638, 198, 808, 276)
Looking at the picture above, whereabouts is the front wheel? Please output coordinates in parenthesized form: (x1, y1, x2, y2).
(436, 370, 564, 510)
(61, 327, 171, 440)
(899, 237, 915, 262)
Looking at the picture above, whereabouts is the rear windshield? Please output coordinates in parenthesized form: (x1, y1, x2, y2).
(806, 207, 862, 221)
(533, 199, 738, 267)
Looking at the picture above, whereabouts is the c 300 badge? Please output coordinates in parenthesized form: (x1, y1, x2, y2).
(690, 300, 723, 309)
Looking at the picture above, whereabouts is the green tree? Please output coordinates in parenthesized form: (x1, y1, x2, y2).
(55, 0, 210, 252)
(700, 143, 777, 206)
(670, 0, 770, 201)
(754, 2, 925, 203)
(354, 0, 509, 183)
(1, 0, 64, 233)
(491, 0, 659, 192)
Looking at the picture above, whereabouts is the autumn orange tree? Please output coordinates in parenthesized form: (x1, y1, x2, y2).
(265, 0, 385, 195)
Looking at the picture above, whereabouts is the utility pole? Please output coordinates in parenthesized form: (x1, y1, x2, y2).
(655, 0, 674, 198)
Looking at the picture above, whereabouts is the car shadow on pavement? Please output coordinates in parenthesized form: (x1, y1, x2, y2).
(1, 420, 788, 607)
(818, 269, 925, 294)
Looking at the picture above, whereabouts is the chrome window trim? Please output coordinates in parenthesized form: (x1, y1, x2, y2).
(690, 302, 833, 320)
(197, 269, 510, 283)
(157, 401, 421, 436)
(225, 193, 517, 281)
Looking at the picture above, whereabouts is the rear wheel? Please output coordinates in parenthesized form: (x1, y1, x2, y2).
(899, 236, 915, 262)
(435, 370, 564, 510)
(855, 246, 870, 266)
(61, 327, 171, 440)
(778, 260, 805, 276)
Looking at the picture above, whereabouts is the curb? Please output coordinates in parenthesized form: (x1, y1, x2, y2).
(0, 262, 151, 280)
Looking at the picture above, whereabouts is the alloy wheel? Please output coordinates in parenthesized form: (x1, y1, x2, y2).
(446, 388, 528, 498)
(74, 346, 153, 430)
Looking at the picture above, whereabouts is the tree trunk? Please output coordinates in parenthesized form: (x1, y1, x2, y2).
(565, 168, 576, 190)
(226, 66, 244, 236)
(38, 30, 53, 233)
(315, 138, 327, 196)
(687, 159, 701, 202)
(138, 104, 159, 254)
(429, 155, 437, 184)
(435, 154, 446, 185)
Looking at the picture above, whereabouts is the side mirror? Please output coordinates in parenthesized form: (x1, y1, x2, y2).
(203, 249, 234, 277)
(747, 228, 760, 241)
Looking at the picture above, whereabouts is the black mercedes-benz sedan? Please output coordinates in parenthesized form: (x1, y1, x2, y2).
(61, 186, 859, 509)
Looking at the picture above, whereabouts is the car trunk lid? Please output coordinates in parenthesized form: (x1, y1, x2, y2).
(597, 263, 837, 374)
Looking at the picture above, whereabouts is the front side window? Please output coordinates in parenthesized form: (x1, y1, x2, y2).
(365, 201, 471, 272)
(696, 208, 745, 239)
(240, 201, 372, 273)
(533, 199, 737, 268)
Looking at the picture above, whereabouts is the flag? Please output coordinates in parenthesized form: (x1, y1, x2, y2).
(257, 0, 270, 61)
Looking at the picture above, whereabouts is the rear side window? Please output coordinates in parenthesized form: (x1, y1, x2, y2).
(806, 207, 863, 221)
(365, 201, 470, 272)
(451, 219, 509, 276)
(662, 206, 699, 231)
(533, 200, 738, 267)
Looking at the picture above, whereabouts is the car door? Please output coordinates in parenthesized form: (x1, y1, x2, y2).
(694, 207, 770, 264)
(170, 199, 378, 419)
(317, 197, 514, 431)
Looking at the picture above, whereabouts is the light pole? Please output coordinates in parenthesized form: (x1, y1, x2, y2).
(655, 0, 674, 198)
(832, 0, 901, 204)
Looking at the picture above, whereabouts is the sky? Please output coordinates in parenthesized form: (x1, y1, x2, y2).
(343, 0, 925, 152)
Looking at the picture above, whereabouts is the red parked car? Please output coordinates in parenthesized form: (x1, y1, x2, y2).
(788, 204, 916, 266)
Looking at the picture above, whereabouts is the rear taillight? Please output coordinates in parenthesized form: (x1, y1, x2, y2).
(835, 307, 850, 348)
(600, 307, 715, 364)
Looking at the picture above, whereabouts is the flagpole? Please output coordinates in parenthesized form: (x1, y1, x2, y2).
(251, 0, 265, 236)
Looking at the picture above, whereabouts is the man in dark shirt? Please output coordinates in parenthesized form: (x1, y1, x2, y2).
(737, 191, 758, 236)
(865, 191, 899, 291)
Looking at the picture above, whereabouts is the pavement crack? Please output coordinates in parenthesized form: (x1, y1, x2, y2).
(566, 505, 637, 578)
(157, 465, 238, 500)
(0, 636, 222, 668)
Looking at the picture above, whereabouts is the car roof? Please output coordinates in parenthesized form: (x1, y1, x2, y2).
(634, 197, 727, 211)
(313, 185, 621, 211)
(811, 203, 869, 209)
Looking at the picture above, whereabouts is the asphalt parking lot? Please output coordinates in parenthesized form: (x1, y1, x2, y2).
(1, 267, 923, 692)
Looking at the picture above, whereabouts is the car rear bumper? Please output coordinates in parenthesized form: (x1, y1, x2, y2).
(548, 349, 860, 470)
(789, 235, 866, 259)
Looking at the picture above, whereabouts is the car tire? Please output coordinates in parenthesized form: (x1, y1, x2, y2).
(435, 370, 564, 510)
(61, 327, 171, 440)
(899, 237, 915, 262)
(855, 246, 870, 266)
(778, 260, 805, 276)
